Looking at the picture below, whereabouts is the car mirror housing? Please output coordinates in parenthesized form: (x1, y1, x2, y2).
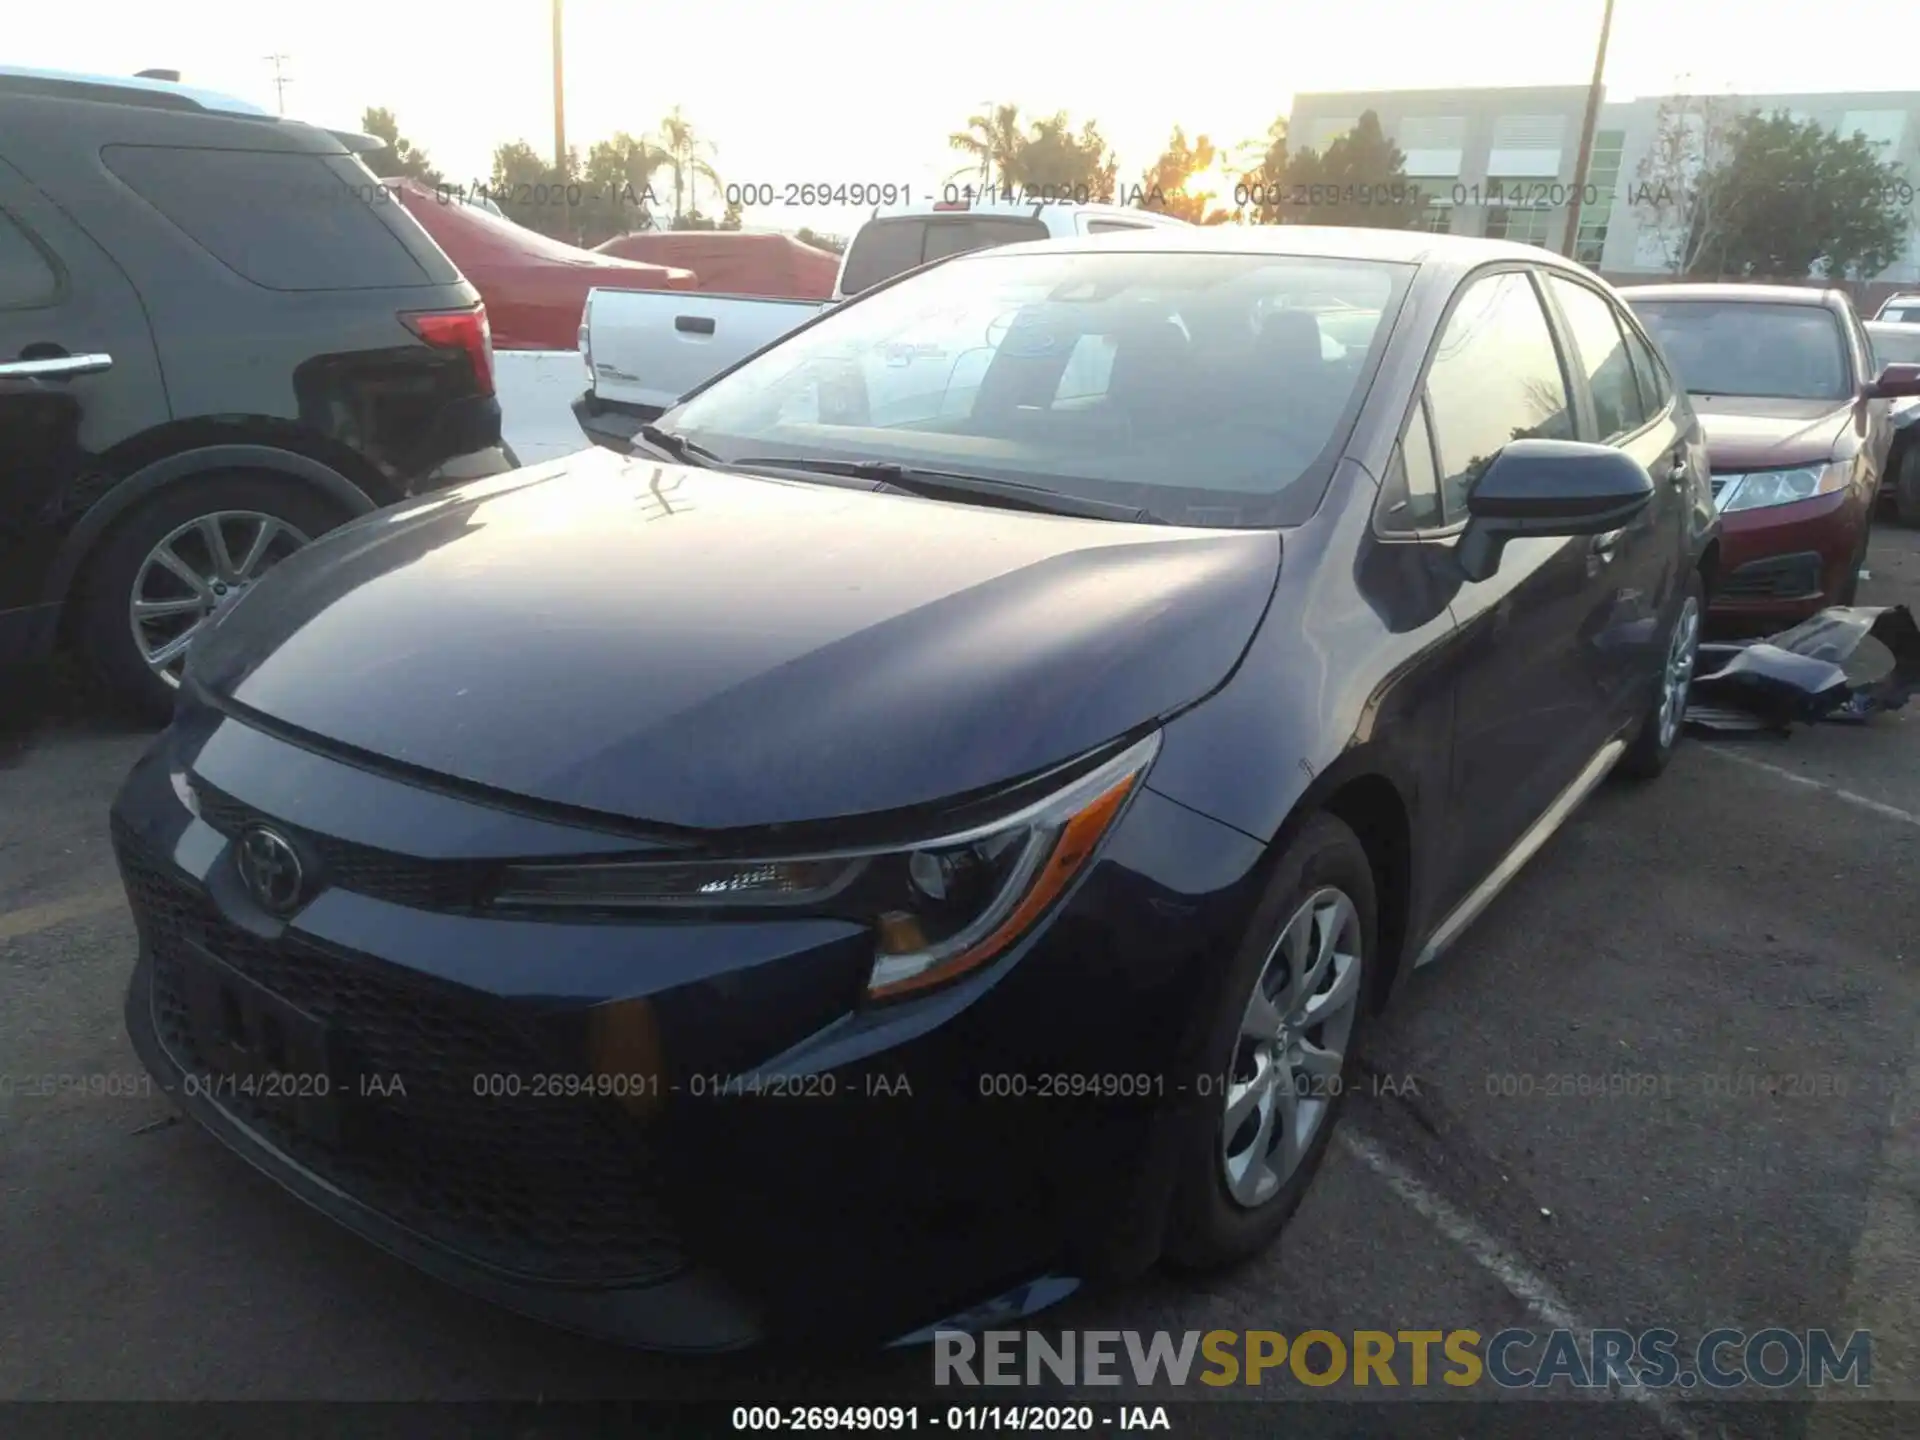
(1863, 361, 1920, 400)
(1457, 439, 1655, 583)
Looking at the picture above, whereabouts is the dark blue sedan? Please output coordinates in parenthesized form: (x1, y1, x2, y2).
(113, 225, 1718, 1350)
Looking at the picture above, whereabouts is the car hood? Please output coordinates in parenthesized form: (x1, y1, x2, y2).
(188, 449, 1281, 833)
(1691, 395, 1853, 470)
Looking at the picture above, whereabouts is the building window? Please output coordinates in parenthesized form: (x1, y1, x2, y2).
(1574, 129, 1625, 267)
(1418, 205, 1453, 234)
(1483, 174, 1554, 247)
(1406, 175, 1456, 235)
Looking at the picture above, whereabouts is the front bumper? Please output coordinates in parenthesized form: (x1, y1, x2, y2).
(1708, 486, 1865, 628)
(112, 708, 1261, 1348)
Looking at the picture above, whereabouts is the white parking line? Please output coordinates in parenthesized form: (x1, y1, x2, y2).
(0, 885, 126, 943)
(1698, 745, 1920, 828)
(1337, 1131, 1701, 1438)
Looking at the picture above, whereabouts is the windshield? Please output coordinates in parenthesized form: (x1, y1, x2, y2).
(1868, 323, 1920, 367)
(1631, 299, 1851, 401)
(665, 248, 1411, 527)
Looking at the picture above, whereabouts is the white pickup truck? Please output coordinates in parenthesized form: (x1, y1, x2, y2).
(571, 198, 1192, 450)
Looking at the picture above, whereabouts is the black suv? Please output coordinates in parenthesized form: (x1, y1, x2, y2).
(0, 67, 511, 720)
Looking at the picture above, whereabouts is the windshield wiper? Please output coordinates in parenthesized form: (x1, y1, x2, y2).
(634, 422, 724, 467)
(724, 456, 1159, 524)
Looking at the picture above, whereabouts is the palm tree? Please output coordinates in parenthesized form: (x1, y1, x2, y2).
(948, 103, 1025, 188)
(653, 105, 720, 223)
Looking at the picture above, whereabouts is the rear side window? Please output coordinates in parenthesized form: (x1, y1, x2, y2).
(1548, 276, 1648, 441)
(839, 215, 1051, 296)
(103, 145, 433, 291)
(839, 219, 927, 296)
(0, 207, 60, 308)
(923, 216, 1048, 261)
(1085, 220, 1149, 235)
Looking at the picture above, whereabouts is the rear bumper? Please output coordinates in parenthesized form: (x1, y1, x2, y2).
(572, 391, 661, 452)
(410, 395, 513, 493)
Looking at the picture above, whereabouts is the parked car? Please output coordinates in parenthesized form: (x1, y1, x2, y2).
(594, 230, 840, 300)
(0, 67, 510, 720)
(1623, 284, 1920, 627)
(1866, 320, 1920, 525)
(573, 197, 1193, 445)
(384, 178, 696, 351)
(114, 225, 1717, 1349)
(1873, 291, 1920, 323)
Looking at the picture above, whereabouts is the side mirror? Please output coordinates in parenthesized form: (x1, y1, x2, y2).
(1863, 362, 1920, 400)
(1457, 439, 1655, 583)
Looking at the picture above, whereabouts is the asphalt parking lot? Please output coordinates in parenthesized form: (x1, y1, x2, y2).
(3, 528, 1919, 1440)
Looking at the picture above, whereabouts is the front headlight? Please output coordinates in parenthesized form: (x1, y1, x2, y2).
(491, 732, 1162, 1000)
(1715, 462, 1846, 512)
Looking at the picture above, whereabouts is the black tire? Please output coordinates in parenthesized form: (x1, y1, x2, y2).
(75, 472, 349, 724)
(1163, 812, 1377, 1271)
(1836, 508, 1873, 606)
(1896, 446, 1920, 528)
(1618, 568, 1706, 781)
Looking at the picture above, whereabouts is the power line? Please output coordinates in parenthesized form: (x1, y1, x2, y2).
(263, 53, 292, 116)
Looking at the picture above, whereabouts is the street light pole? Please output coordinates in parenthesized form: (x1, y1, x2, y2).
(1561, 0, 1618, 262)
(551, 0, 567, 169)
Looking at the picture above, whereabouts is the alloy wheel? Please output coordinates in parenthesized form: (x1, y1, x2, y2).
(1221, 886, 1363, 1208)
(1656, 594, 1702, 751)
(128, 511, 311, 685)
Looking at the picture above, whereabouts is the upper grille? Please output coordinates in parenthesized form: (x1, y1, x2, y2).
(117, 819, 686, 1285)
(192, 782, 497, 912)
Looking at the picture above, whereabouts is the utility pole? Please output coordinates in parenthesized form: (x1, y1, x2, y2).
(263, 53, 292, 115)
(1561, 0, 1617, 262)
(551, 0, 567, 169)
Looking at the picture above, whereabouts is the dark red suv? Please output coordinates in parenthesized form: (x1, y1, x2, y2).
(1623, 283, 1920, 630)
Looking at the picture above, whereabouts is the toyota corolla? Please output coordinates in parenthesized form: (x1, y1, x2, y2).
(114, 226, 1717, 1350)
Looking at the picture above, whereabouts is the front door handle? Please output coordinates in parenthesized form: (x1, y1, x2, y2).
(1591, 529, 1622, 559)
(0, 353, 113, 380)
(1666, 452, 1689, 485)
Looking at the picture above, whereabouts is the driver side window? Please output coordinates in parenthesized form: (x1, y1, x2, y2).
(1424, 271, 1574, 518)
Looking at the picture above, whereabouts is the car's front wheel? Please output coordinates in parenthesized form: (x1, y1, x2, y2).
(76, 473, 346, 723)
(1617, 569, 1705, 781)
(1163, 812, 1376, 1270)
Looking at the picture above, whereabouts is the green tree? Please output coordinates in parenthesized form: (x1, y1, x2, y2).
(672, 199, 744, 231)
(1139, 126, 1234, 224)
(1686, 110, 1911, 279)
(948, 103, 1027, 187)
(1237, 117, 1289, 224)
(1279, 111, 1423, 230)
(653, 106, 721, 224)
(360, 106, 442, 185)
(489, 139, 581, 241)
(1010, 111, 1118, 200)
(579, 131, 666, 243)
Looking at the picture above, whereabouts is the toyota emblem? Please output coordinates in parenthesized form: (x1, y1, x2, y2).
(236, 825, 305, 916)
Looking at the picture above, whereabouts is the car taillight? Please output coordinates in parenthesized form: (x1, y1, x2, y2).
(401, 305, 495, 397)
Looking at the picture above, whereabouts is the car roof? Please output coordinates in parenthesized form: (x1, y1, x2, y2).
(1617, 282, 1846, 308)
(0, 64, 273, 117)
(952, 223, 1595, 278)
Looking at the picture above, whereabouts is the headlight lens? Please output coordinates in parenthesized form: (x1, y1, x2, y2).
(490, 732, 1162, 1000)
(1715, 462, 1845, 512)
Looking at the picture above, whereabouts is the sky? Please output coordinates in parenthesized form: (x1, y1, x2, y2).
(13, 0, 1917, 238)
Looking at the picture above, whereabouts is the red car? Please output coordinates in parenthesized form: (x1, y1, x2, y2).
(593, 231, 840, 300)
(1625, 283, 1920, 630)
(384, 179, 696, 350)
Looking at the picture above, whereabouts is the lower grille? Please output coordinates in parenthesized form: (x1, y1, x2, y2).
(1721, 551, 1825, 600)
(116, 820, 685, 1285)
